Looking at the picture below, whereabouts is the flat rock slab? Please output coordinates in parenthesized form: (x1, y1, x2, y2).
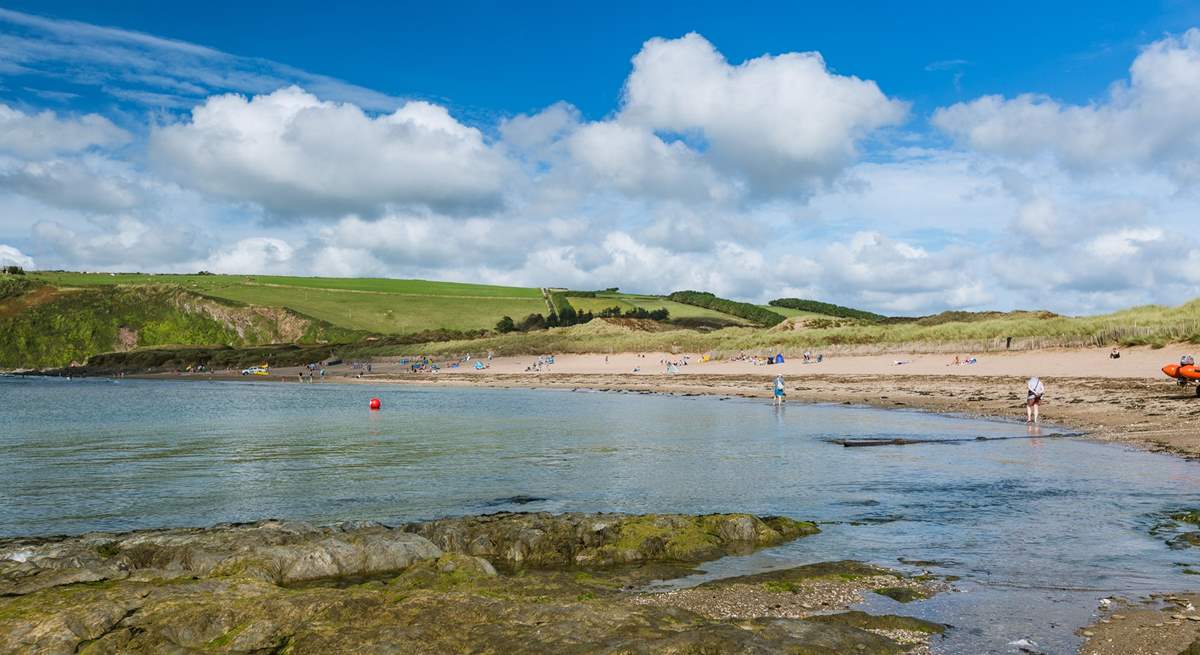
(0, 513, 944, 655)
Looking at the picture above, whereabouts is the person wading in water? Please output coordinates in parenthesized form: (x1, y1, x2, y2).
(773, 374, 786, 406)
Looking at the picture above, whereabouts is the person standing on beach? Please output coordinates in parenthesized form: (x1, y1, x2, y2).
(773, 374, 786, 406)
(1026, 377, 1045, 423)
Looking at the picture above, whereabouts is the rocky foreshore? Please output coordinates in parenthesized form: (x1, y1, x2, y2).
(0, 512, 947, 654)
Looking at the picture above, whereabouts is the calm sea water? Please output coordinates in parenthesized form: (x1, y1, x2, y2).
(2, 376, 1199, 654)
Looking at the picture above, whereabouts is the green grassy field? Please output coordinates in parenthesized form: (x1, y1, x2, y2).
(28, 272, 543, 298)
(28, 272, 548, 333)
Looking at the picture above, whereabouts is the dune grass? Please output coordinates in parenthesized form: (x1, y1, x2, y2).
(395, 300, 1200, 357)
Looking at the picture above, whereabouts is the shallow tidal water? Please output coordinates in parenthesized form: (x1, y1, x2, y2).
(3, 376, 1200, 653)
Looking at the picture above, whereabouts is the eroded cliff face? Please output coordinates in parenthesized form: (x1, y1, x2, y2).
(0, 283, 352, 369)
(166, 291, 315, 344)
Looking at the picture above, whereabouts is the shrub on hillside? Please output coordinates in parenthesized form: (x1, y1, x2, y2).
(768, 298, 885, 322)
(596, 306, 669, 321)
(668, 291, 785, 327)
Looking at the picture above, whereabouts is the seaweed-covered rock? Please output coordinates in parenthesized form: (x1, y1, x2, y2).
(0, 575, 915, 655)
(403, 512, 818, 568)
(807, 610, 946, 634)
(0, 513, 842, 655)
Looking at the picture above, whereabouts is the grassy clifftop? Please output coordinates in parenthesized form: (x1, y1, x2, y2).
(0, 283, 361, 369)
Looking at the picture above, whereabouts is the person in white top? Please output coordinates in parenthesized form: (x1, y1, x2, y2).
(1026, 377, 1045, 423)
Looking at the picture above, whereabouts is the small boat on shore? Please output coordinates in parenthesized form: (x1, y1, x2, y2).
(1163, 360, 1200, 396)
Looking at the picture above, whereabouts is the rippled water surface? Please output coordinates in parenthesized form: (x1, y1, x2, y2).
(3, 376, 1200, 653)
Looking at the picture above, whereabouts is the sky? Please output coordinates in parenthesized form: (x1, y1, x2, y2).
(1, 1, 1200, 315)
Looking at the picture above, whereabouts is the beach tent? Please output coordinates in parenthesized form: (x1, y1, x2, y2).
(774, 353, 785, 364)
(474, 360, 485, 370)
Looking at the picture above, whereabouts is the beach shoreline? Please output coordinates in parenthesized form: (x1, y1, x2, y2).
(127, 343, 1200, 460)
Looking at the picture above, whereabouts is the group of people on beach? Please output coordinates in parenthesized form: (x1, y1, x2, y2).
(525, 355, 556, 372)
(296, 362, 325, 382)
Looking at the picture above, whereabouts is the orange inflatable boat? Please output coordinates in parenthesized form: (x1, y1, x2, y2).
(1165, 363, 1200, 379)
(1164, 363, 1200, 396)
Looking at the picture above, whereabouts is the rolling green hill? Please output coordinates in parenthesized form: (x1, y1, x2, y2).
(28, 272, 549, 334)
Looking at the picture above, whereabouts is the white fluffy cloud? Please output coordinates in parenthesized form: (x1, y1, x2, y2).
(816, 231, 988, 313)
(933, 29, 1200, 181)
(566, 121, 732, 202)
(620, 33, 908, 193)
(0, 243, 34, 268)
(4, 22, 1200, 316)
(0, 104, 129, 158)
(150, 86, 513, 217)
(32, 216, 203, 268)
(200, 237, 296, 274)
(0, 158, 139, 213)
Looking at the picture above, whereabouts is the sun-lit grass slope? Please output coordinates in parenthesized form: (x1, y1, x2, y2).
(27, 272, 547, 333)
(28, 272, 542, 298)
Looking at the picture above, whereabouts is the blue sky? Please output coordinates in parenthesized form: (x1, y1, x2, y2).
(2, 2, 1200, 314)
(5, 1, 1198, 121)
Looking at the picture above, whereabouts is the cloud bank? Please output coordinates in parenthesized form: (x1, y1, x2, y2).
(2, 11, 1199, 316)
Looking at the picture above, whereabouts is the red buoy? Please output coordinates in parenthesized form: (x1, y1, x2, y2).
(369, 397, 381, 410)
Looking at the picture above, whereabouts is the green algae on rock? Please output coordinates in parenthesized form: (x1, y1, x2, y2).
(873, 586, 934, 603)
(807, 610, 946, 634)
(402, 512, 819, 568)
(0, 512, 862, 655)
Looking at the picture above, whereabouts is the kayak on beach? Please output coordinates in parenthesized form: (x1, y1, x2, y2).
(1162, 356, 1200, 396)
